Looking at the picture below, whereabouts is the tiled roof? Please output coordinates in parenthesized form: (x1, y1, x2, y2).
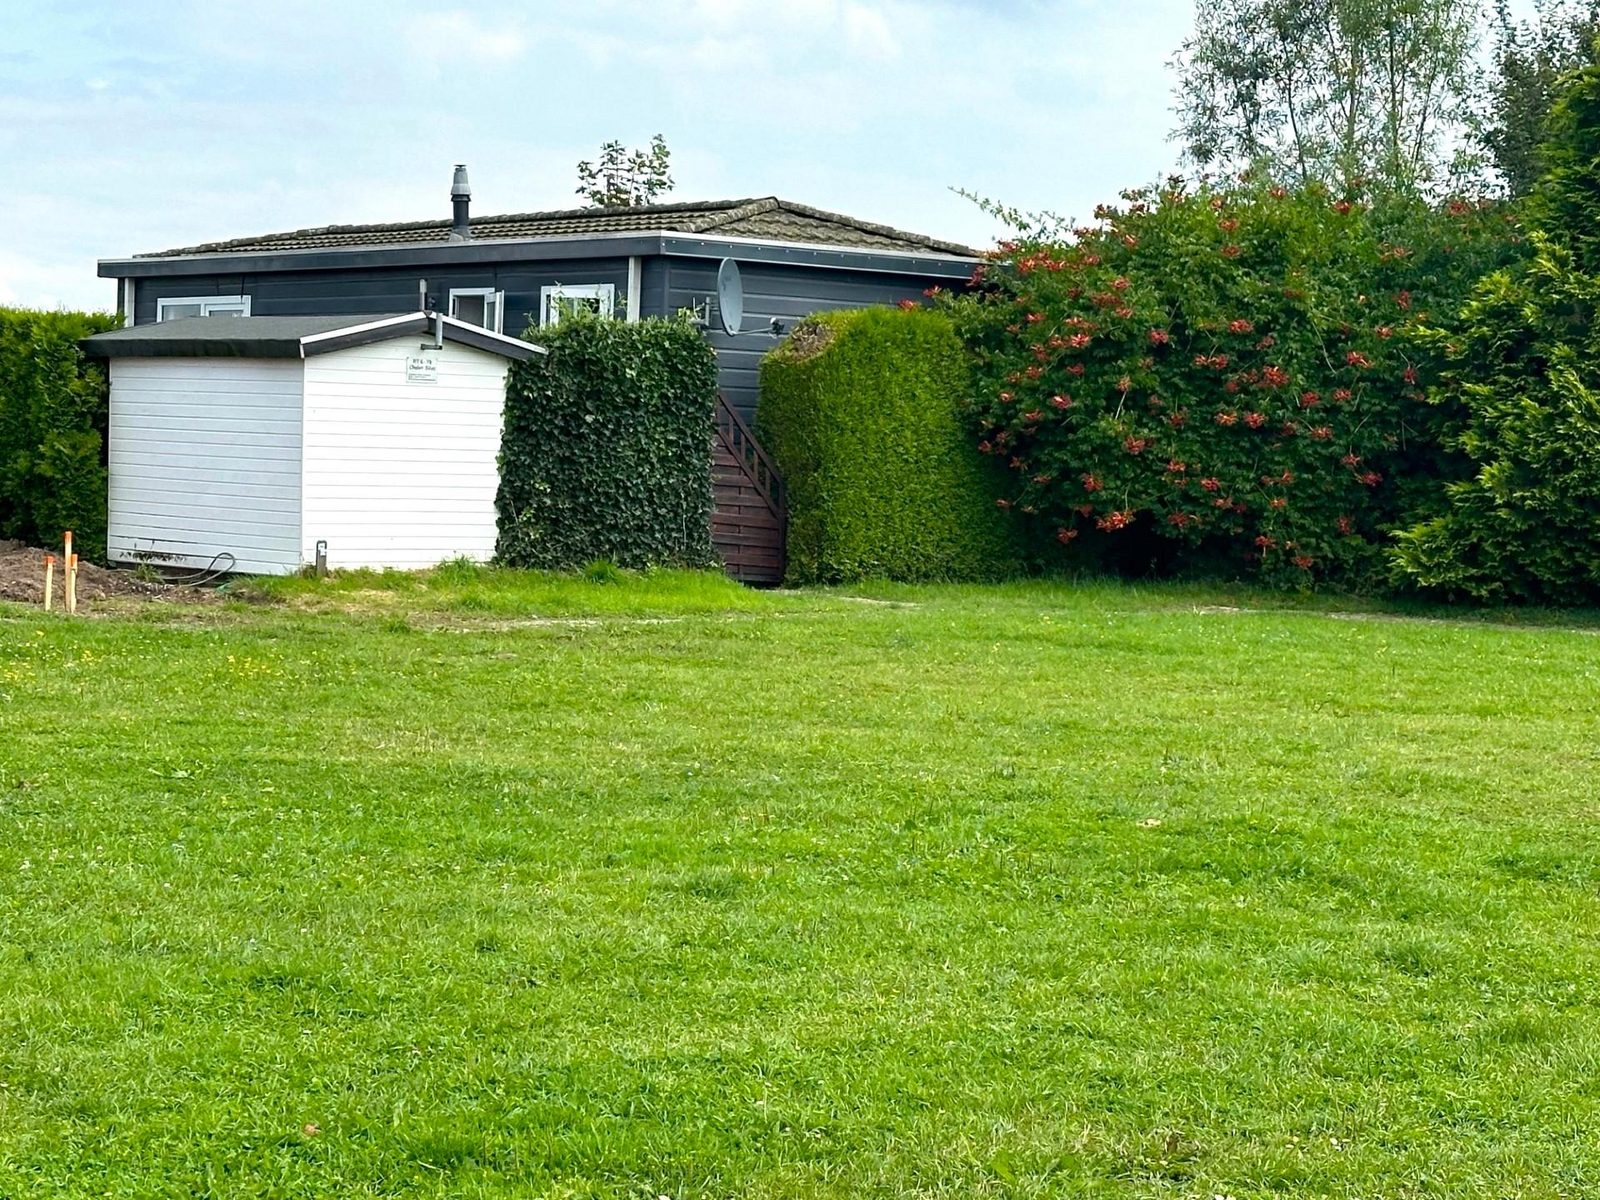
(140, 197, 978, 258)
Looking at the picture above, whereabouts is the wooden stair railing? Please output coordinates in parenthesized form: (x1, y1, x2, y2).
(711, 395, 787, 586)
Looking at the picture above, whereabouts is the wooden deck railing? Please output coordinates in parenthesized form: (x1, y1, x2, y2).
(714, 395, 784, 512)
(711, 395, 786, 585)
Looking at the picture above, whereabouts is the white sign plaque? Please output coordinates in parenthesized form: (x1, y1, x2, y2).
(405, 352, 438, 382)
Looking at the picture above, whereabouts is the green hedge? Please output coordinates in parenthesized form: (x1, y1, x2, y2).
(496, 315, 719, 570)
(0, 308, 118, 561)
(758, 307, 1018, 583)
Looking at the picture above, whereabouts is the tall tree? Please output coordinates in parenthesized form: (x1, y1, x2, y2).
(575, 135, 674, 208)
(1396, 59, 1600, 601)
(1470, 0, 1600, 196)
(1173, 0, 1479, 193)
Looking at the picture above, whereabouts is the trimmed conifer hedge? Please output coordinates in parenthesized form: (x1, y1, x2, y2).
(1395, 59, 1600, 602)
(496, 315, 719, 570)
(0, 308, 119, 561)
(757, 308, 1018, 583)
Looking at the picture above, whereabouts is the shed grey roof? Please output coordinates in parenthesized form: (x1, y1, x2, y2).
(139, 197, 978, 259)
(82, 313, 545, 361)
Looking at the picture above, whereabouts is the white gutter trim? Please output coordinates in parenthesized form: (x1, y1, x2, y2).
(626, 255, 642, 322)
(296, 310, 547, 357)
(296, 312, 428, 352)
(435, 312, 548, 355)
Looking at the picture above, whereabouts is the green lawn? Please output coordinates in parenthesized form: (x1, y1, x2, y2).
(2, 571, 1599, 1198)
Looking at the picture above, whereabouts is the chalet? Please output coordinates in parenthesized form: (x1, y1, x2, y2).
(93, 167, 981, 581)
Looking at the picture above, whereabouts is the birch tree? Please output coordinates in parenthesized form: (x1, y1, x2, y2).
(1173, 0, 1479, 193)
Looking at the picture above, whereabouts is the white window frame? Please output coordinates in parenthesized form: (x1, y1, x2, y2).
(540, 283, 616, 327)
(448, 287, 505, 334)
(155, 294, 252, 321)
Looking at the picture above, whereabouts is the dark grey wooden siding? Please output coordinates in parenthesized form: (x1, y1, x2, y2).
(660, 258, 936, 420)
(132, 258, 634, 339)
(131, 253, 955, 422)
(639, 258, 672, 320)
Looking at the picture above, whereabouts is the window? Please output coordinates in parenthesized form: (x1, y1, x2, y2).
(448, 288, 504, 334)
(156, 295, 251, 321)
(540, 283, 616, 327)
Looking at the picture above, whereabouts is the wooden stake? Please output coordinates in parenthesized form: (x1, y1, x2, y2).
(43, 555, 55, 612)
(62, 533, 73, 613)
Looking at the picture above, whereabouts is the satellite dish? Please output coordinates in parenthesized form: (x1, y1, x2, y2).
(716, 258, 744, 336)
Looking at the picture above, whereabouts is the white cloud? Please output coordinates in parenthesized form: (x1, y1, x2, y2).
(3, 0, 1199, 309)
(688, 0, 757, 26)
(405, 11, 527, 70)
(842, 3, 901, 59)
(0, 247, 112, 313)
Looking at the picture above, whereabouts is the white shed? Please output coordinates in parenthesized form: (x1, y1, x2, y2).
(84, 313, 543, 575)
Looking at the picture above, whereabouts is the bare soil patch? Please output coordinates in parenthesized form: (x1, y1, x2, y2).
(0, 541, 216, 610)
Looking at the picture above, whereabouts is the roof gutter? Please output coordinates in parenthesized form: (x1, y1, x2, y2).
(98, 231, 981, 281)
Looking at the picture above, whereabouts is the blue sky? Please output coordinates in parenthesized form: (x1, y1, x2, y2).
(5, 0, 1194, 311)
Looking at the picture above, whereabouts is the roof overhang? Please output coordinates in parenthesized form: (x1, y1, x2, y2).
(98, 230, 981, 281)
(81, 312, 546, 361)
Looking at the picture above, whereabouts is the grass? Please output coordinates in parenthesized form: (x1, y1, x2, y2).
(2, 569, 1600, 1197)
(229, 559, 785, 618)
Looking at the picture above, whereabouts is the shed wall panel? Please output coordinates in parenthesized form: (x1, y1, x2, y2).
(300, 339, 509, 570)
(107, 357, 304, 574)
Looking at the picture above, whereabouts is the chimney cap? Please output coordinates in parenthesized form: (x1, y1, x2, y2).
(451, 164, 471, 198)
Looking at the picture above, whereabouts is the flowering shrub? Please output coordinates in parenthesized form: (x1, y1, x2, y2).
(939, 182, 1515, 586)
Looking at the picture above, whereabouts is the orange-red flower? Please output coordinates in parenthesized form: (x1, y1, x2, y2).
(1097, 510, 1134, 532)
